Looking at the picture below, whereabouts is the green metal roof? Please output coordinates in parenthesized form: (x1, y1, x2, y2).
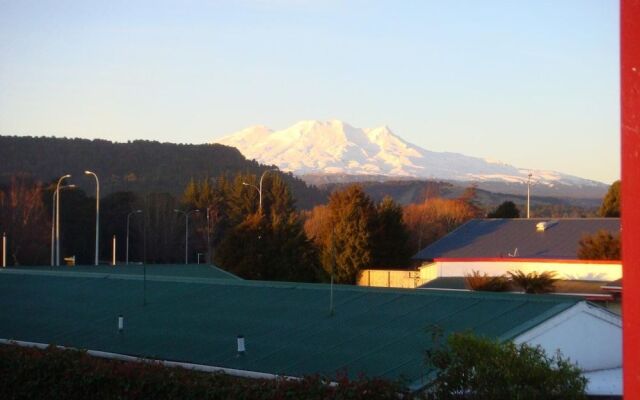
(1, 263, 242, 282)
(0, 267, 580, 389)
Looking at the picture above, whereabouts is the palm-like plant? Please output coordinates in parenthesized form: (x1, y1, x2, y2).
(464, 270, 511, 292)
(508, 270, 558, 294)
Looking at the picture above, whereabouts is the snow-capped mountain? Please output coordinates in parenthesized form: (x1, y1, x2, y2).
(213, 120, 605, 190)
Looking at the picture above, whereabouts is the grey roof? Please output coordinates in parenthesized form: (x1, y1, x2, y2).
(413, 218, 621, 261)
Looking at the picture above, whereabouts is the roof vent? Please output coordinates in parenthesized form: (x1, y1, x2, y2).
(536, 220, 558, 232)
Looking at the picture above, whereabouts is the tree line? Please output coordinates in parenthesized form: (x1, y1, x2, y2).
(0, 174, 620, 279)
(0, 172, 483, 282)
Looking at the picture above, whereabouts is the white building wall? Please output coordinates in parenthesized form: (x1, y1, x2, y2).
(420, 260, 622, 282)
(514, 302, 622, 372)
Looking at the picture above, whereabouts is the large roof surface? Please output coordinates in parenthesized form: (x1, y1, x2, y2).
(6, 264, 242, 281)
(0, 265, 580, 389)
(413, 218, 621, 261)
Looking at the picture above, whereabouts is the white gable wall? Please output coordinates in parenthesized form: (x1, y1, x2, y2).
(514, 302, 622, 371)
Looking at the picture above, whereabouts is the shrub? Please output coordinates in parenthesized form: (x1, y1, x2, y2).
(487, 201, 520, 218)
(464, 270, 511, 292)
(0, 344, 412, 400)
(424, 330, 587, 399)
(577, 230, 621, 260)
(508, 270, 558, 294)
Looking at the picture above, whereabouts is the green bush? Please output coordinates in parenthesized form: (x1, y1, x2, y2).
(424, 330, 587, 399)
(0, 344, 412, 400)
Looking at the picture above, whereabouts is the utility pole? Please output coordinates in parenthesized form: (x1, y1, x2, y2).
(2, 232, 6, 267)
(55, 174, 71, 266)
(527, 173, 533, 219)
(51, 184, 75, 267)
(174, 209, 200, 264)
(51, 191, 55, 266)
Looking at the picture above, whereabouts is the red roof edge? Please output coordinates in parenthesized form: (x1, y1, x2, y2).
(432, 258, 621, 265)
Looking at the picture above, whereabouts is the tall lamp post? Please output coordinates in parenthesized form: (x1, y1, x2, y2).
(126, 210, 142, 265)
(85, 171, 100, 265)
(51, 184, 75, 266)
(242, 168, 277, 214)
(174, 209, 200, 264)
(55, 174, 71, 266)
(526, 173, 533, 219)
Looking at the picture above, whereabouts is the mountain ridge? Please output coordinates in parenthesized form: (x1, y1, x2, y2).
(213, 120, 607, 192)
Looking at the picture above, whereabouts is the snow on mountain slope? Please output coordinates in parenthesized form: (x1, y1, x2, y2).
(213, 120, 604, 188)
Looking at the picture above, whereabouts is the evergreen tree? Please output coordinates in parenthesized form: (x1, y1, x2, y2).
(182, 177, 216, 211)
(269, 213, 322, 281)
(213, 172, 321, 282)
(487, 201, 521, 218)
(599, 180, 620, 217)
(198, 177, 215, 209)
(215, 213, 269, 279)
(324, 185, 376, 284)
(143, 192, 182, 264)
(263, 173, 296, 219)
(182, 178, 199, 207)
(371, 196, 412, 268)
(180, 177, 218, 263)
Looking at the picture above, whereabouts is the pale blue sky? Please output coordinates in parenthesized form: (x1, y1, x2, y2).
(0, 1, 619, 183)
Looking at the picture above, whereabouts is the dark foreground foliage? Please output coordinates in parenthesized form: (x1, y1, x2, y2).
(425, 330, 587, 400)
(0, 344, 413, 400)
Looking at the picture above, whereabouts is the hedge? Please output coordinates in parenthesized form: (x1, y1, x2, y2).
(0, 344, 414, 400)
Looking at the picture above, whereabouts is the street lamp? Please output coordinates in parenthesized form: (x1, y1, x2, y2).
(242, 168, 277, 214)
(242, 182, 260, 210)
(527, 173, 533, 219)
(51, 184, 75, 266)
(174, 209, 200, 264)
(126, 210, 142, 265)
(55, 174, 71, 266)
(85, 171, 100, 265)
